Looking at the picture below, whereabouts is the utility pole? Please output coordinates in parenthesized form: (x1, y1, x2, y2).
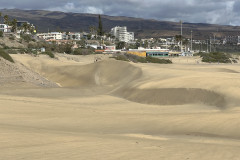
(191, 30, 193, 52)
(210, 37, 211, 52)
(200, 41, 201, 52)
(180, 20, 183, 52)
(207, 39, 209, 53)
(166, 39, 167, 49)
(214, 35, 216, 52)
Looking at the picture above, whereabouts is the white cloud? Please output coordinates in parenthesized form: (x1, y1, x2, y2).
(64, 3, 75, 11)
(47, 2, 103, 14)
(85, 6, 103, 14)
(1, 0, 240, 25)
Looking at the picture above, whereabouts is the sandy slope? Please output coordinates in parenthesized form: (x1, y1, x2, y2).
(1, 54, 240, 159)
(0, 56, 58, 88)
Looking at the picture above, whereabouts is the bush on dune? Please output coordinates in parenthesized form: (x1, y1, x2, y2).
(42, 51, 55, 58)
(112, 53, 172, 64)
(73, 48, 95, 55)
(113, 55, 129, 61)
(146, 56, 172, 64)
(198, 52, 232, 63)
(0, 49, 14, 63)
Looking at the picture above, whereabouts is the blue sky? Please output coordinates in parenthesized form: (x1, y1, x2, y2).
(0, 0, 240, 25)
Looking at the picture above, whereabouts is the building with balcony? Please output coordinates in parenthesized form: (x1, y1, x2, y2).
(110, 26, 134, 43)
(37, 32, 63, 40)
(0, 24, 11, 33)
(224, 36, 240, 45)
(62, 32, 81, 40)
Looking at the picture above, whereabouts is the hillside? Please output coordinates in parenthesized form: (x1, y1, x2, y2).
(1, 9, 240, 39)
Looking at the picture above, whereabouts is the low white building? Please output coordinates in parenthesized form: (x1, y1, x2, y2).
(0, 24, 11, 33)
(111, 26, 134, 43)
(105, 46, 116, 51)
(37, 32, 63, 40)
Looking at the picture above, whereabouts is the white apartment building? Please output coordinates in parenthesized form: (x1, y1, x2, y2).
(128, 32, 134, 42)
(111, 26, 134, 43)
(62, 32, 81, 40)
(37, 32, 63, 40)
(0, 24, 11, 33)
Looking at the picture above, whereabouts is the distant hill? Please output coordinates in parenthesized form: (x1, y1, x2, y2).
(1, 9, 240, 39)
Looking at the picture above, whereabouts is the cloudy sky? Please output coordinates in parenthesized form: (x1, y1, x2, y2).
(1, 0, 240, 25)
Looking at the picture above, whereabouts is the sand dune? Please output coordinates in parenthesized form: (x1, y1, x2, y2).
(37, 60, 142, 88)
(1, 54, 240, 159)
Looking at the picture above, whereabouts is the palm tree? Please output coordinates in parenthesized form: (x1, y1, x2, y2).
(175, 35, 182, 44)
(22, 22, 28, 33)
(183, 39, 189, 52)
(3, 15, 9, 25)
(11, 19, 17, 32)
(89, 25, 97, 39)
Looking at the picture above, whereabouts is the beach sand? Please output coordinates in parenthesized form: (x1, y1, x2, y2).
(1, 54, 240, 159)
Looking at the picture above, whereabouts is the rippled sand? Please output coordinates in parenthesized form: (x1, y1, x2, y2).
(1, 54, 240, 160)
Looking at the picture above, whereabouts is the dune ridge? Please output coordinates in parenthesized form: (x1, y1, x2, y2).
(4, 56, 228, 108)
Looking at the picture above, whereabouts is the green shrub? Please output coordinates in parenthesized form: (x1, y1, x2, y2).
(232, 59, 238, 63)
(42, 51, 55, 58)
(21, 34, 32, 43)
(9, 35, 15, 40)
(19, 49, 26, 54)
(0, 49, 14, 63)
(19, 48, 31, 54)
(73, 48, 95, 55)
(6, 49, 18, 54)
(0, 31, 3, 37)
(2, 44, 10, 49)
(112, 53, 172, 64)
(114, 55, 129, 61)
(199, 52, 232, 63)
(56, 43, 73, 54)
(18, 38, 23, 43)
(32, 50, 38, 55)
(27, 43, 36, 49)
(146, 56, 172, 64)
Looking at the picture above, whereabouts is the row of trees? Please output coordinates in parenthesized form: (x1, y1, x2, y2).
(0, 12, 17, 32)
(0, 12, 35, 33)
(87, 15, 104, 39)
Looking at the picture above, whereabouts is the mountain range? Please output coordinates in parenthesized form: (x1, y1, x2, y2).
(1, 9, 240, 40)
